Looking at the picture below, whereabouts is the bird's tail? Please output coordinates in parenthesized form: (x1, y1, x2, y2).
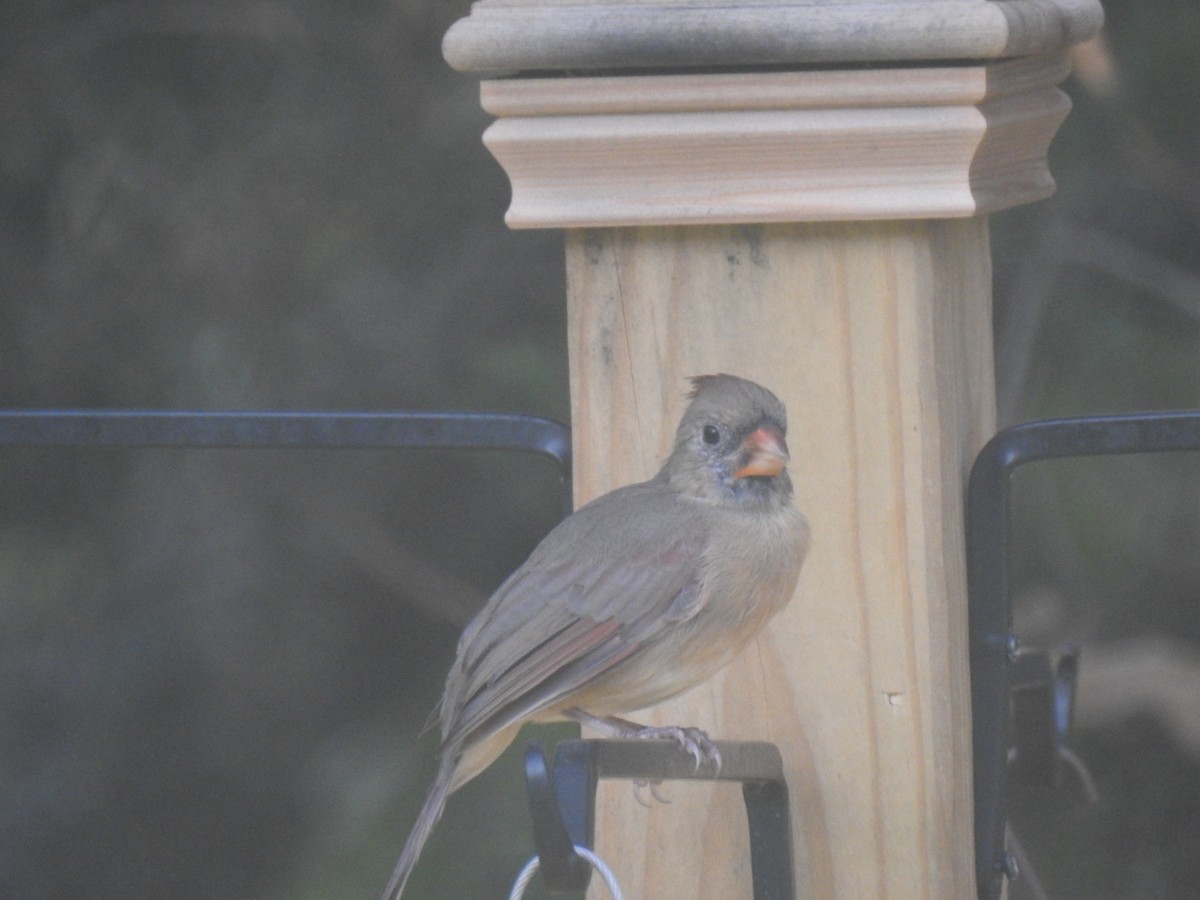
(380, 756, 458, 900)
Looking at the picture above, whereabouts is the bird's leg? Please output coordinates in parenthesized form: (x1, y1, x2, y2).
(563, 708, 722, 773)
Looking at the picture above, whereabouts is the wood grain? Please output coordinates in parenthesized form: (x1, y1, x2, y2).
(566, 220, 994, 898)
(479, 57, 1072, 227)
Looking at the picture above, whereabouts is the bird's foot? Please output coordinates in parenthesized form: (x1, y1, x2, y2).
(563, 708, 722, 773)
(625, 723, 722, 773)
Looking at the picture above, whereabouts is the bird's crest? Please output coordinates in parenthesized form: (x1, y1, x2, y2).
(686, 373, 733, 399)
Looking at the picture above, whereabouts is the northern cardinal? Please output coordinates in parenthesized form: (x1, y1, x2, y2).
(381, 373, 809, 899)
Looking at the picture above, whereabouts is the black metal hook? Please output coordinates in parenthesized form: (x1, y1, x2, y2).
(523, 743, 595, 891)
(522, 738, 795, 899)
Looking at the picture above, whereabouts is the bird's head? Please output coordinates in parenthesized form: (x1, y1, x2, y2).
(661, 374, 794, 506)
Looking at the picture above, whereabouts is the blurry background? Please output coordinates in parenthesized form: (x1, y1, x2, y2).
(1, 1, 1197, 898)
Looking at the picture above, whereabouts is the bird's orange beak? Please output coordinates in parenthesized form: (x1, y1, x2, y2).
(733, 425, 789, 478)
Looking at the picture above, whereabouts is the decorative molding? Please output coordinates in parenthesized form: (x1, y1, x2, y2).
(480, 54, 1073, 228)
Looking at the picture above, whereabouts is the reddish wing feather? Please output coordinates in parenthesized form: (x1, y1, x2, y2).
(440, 483, 709, 751)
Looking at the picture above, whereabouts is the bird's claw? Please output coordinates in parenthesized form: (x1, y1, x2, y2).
(630, 724, 722, 773)
(632, 778, 672, 806)
(650, 780, 673, 803)
(561, 709, 723, 773)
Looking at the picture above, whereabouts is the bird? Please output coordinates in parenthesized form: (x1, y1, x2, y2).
(380, 373, 810, 899)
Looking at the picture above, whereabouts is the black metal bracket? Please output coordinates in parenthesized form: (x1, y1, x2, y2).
(0, 409, 573, 513)
(967, 410, 1200, 900)
(523, 738, 794, 900)
(1009, 644, 1080, 791)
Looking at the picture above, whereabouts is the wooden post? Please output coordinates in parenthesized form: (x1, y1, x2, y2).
(444, 2, 1102, 897)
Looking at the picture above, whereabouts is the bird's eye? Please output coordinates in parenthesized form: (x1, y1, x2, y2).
(702, 424, 721, 445)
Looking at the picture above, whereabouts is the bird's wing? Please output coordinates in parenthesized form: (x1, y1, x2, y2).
(440, 482, 709, 748)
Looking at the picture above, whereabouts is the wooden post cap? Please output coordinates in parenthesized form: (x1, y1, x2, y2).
(442, 1, 1102, 228)
(444, 0, 1103, 74)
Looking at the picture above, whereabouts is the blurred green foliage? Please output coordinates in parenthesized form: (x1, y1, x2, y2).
(1, 1, 1199, 898)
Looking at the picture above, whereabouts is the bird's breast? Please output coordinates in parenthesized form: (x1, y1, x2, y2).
(558, 502, 809, 716)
